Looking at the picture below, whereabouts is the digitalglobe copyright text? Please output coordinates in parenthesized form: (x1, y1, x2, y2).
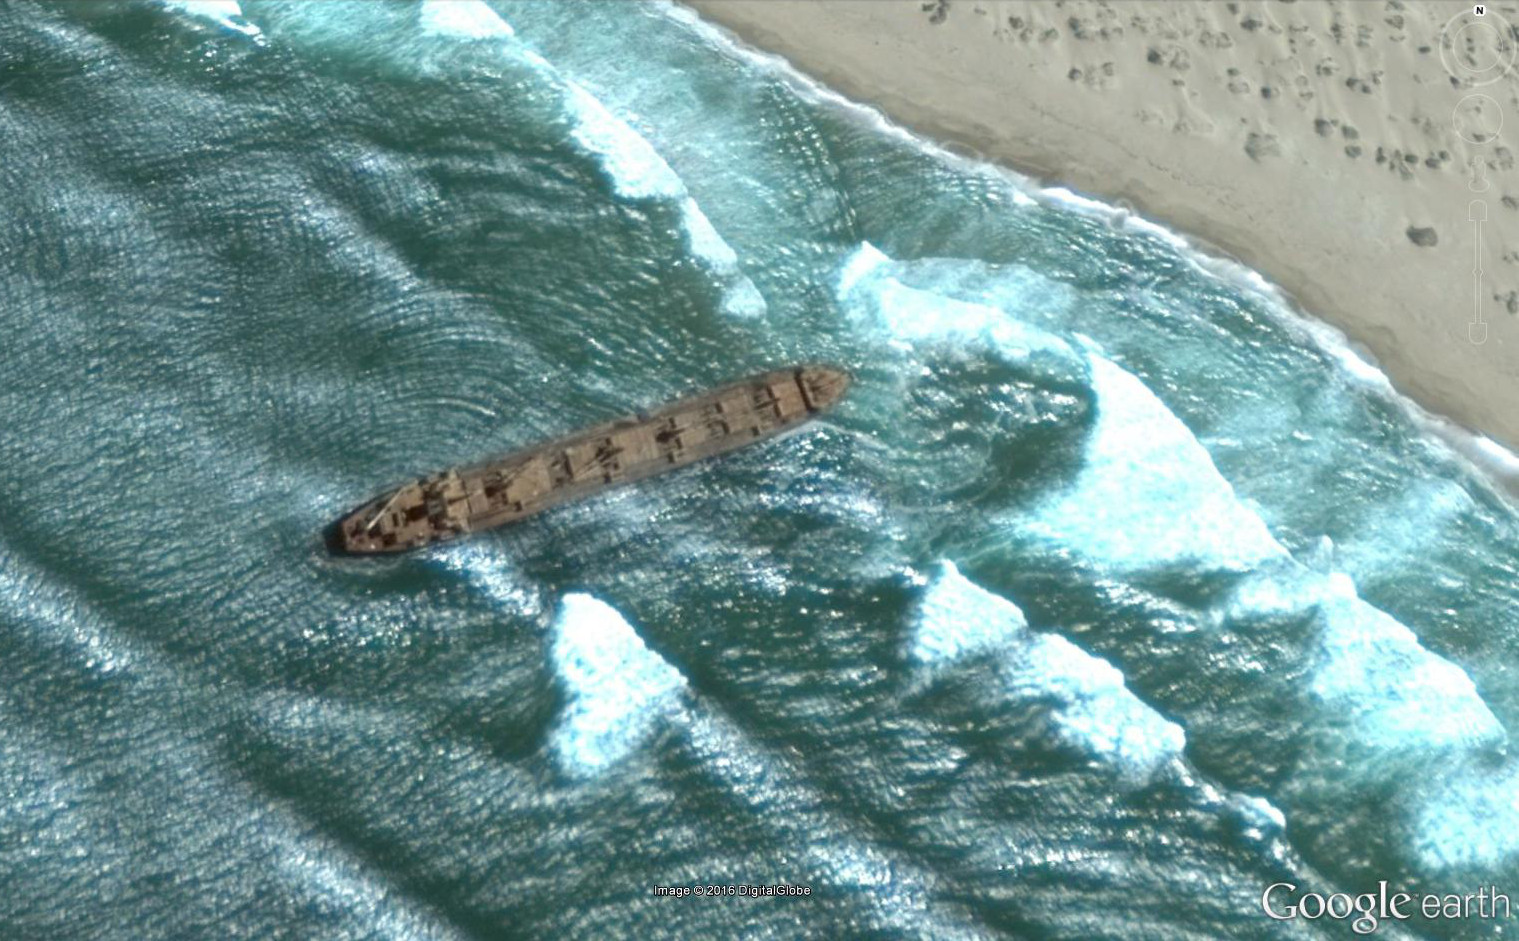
(652, 883, 813, 899)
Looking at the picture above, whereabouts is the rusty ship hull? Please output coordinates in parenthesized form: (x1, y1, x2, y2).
(328, 365, 850, 554)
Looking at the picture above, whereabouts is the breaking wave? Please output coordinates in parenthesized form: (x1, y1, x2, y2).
(558, 83, 766, 318)
(417, 0, 513, 40)
(833, 241, 1514, 888)
(912, 561, 1186, 781)
(548, 593, 687, 775)
(1025, 352, 1286, 573)
(160, 0, 262, 39)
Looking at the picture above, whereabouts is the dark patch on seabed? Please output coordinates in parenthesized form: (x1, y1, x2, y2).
(0, 1, 1517, 939)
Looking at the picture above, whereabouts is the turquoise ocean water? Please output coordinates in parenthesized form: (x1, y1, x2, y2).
(3, 2, 1519, 938)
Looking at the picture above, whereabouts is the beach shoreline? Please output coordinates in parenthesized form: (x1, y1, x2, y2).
(682, 0, 1519, 494)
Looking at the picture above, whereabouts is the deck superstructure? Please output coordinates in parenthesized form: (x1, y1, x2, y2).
(328, 365, 850, 554)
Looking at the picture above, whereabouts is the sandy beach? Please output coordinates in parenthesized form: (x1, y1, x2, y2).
(685, 0, 1519, 476)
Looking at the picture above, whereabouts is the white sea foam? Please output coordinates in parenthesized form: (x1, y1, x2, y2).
(418, 0, 513, 39)
(1025, 352, 1287, 572)
(678, 198, 766, 316)
(1225, 565, 1504, 758)
(679, 197, 738, 269)
(719, 279, 768, 318)
(161, 0, 262, 38)
(1337, 479, 1475, 580)
(913, 562, 1185, 779)
(549, 594, 687, 775)
(1238, 794, 1287, 832)
(1455, 433, 1519, 496)
(564, 83, 686, 201)
(910, 561, 1027, 665)
(1411, 762, 1519, 871)
(1474, 435, 1519, 476)
(1305, 573, 1504, 755)
(836, 241, 891, 295)
(1013, 629, 1188, 780)
(836, 243, 1283, 576)
(436, 543, 544, 617)
(558, 80, 765, 314)
(837, 242, 1076, 365)
(410, 11, 763, 315)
